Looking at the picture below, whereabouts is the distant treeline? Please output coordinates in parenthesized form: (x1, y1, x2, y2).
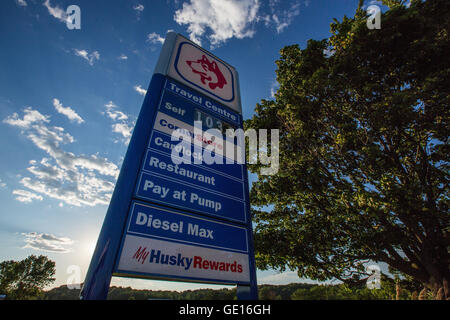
(43, 283, 312, 300)
(43, 278, 422, 300)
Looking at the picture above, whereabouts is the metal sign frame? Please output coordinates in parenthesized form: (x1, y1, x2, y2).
(80, 32, 257, 300)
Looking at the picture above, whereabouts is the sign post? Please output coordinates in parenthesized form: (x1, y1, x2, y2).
(80, 32, 257, 300)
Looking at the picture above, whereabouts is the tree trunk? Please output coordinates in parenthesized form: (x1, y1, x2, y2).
(436, 288, 445, 300)
(443, 278, 449, 299)
(423, 277, 449, 300)
(395, 281, 401, 300)
(418, 287, 428, 300)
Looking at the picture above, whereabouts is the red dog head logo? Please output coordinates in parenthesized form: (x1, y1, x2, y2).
(186, 55, 227, 91)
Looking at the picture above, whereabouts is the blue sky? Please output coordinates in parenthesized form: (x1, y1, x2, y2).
(0, 0, 375, 291)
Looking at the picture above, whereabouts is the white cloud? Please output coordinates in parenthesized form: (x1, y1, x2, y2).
(22, 232, 73, 253)
(133, 4, 145, 12)
(74, 49, 88, 59)
(4, 107, 119, 207)
(3, 107, 49, 128)
(113, 123, 133, 140)
(133, 3, 145, 20)
(367, 0, 382, 5)
(323, 47, 335, 58)
(174, 0, 260, 47)
(173, 0, 302, 47)
(134, 85, 147, 96)
(74, 49, 100, 66)
(147, 32, 165, 45)
(43, 0, 70, 24)
(270, 79, 279, 98)
(15, 0, 27, 7)
(118, 54, 128, 60)
(363, 0, 390, 9)
(53, 98, 84, 124)
(19, 169, 115, 207)
(104, 101, 128, 121)
(12, 189, 43, 203)
(264, 0, 301, 34)
(0, 178, 6, 188)
(103, 102, 133, 145)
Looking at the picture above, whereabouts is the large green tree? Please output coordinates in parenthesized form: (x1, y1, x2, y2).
(246, 0, 449, 299)
(0, 255, 56, 300)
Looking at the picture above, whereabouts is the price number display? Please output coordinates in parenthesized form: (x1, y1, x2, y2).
(194, 109, 236, 136)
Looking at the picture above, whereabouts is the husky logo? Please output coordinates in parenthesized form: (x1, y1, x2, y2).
(186, 55, 227, 91)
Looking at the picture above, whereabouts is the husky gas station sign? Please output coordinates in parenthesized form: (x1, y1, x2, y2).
(81, 33, 257, 299)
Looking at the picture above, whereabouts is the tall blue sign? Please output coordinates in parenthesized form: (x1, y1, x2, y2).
(81, 32, 257, 299)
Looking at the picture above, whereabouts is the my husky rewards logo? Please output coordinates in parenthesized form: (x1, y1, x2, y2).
(186, 55, 227, 91)
(132, 246, 243, 273)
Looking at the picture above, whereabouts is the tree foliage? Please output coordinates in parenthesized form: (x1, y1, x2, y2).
(245, 0, 449, 299)
(43, 281, 421, 300)
(0, 255, 56, 300)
